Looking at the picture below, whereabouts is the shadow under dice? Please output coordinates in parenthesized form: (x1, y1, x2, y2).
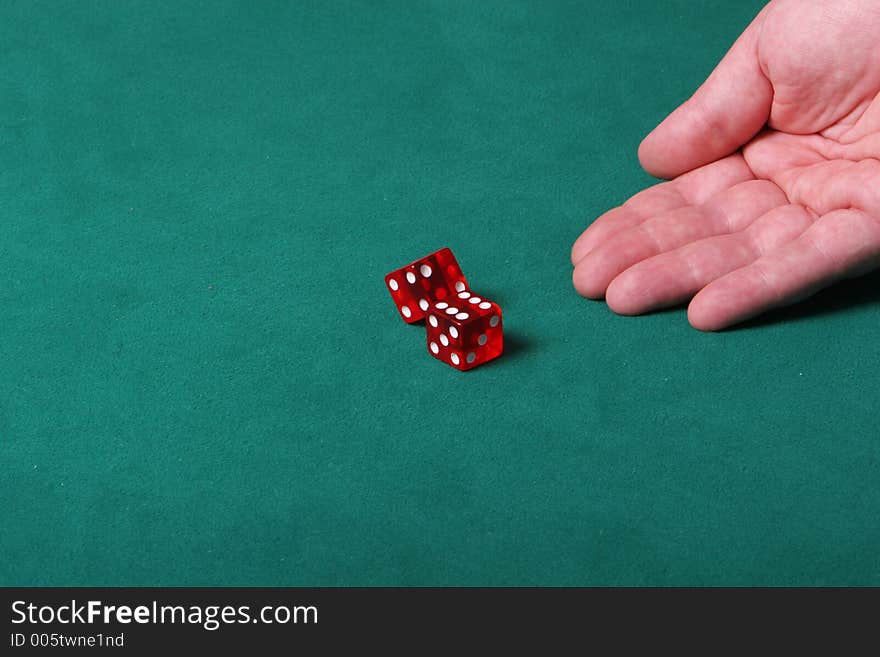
(425, 291, 503, 371)
(384, 247, 468, 323)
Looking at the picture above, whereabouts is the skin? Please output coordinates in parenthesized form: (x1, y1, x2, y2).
(571, 0, 880, 330)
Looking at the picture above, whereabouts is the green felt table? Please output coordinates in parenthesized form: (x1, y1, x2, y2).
(2, 0, 879, 586)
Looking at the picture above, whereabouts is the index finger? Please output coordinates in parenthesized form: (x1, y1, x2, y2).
(571, 153, 754, 265)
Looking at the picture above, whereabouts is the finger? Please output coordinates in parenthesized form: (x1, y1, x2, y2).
(638, 9, 773, 179)
(688, 209, 880, 331)
(571, 154, 754, 264)
(573, 179, 787, 299)
(605, 205, 816, 315)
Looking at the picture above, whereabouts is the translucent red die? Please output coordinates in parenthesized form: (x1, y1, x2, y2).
(384, 247, 469, 323)
(425, 291, 503, 371)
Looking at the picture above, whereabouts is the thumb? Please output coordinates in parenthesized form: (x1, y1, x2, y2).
(638, 10, 773, 179)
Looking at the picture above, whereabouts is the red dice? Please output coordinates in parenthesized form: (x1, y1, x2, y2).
(384, 247, 468, 323)
(425, 292, 503, 371)
(385, 247, 502, 371)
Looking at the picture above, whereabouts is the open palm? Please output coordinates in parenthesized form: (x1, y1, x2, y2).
(572, 0, 880, 330)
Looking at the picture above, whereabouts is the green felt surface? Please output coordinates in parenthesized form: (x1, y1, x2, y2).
(2, 0, 879, 586)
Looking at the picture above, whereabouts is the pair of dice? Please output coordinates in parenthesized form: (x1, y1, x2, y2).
(385, 248, 503, 371)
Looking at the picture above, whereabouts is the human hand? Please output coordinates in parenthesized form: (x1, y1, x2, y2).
(571, 0, 880, 330)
